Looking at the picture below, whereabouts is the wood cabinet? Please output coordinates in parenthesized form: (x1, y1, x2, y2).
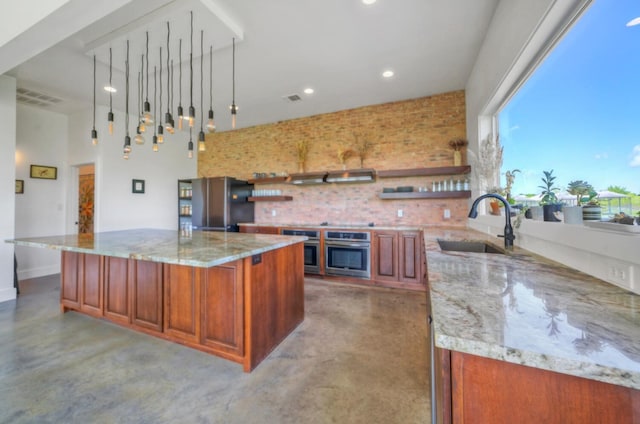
(239, 225, 280, 234)
(432, 347, 640, 423)
(164, 264, 201, 344)
(61, 252, 103, 316)
(130, 260, 163, 332)
(372, 230, 425, 289)
(201, 262, 244, 358)
(103, 256, 129, 324)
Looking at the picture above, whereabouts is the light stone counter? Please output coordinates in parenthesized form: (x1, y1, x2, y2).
(239, 222, 423, 231)
(7, 228, 307, 268)
(426, 227, 640, 390)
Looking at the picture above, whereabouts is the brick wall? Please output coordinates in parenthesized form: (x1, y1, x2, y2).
(198, 90, 469, 226)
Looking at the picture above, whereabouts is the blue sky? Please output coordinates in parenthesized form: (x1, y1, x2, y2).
(499, 0, 640, 195)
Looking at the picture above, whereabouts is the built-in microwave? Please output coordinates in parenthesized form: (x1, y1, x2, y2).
(281, 229, 320, 274)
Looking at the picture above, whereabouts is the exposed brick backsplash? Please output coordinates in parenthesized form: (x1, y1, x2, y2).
(198, 90, 468, 226)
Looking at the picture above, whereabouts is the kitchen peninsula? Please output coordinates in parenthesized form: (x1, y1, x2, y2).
(427, 227, 640, 423)
(7, 229, 306, 372)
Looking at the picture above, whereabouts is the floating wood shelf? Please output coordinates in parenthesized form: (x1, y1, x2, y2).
(248, 196, 293, 202)
(377, 165, 471, 178)
(378, 191, 471, 200)
(247, 176, 290, 185)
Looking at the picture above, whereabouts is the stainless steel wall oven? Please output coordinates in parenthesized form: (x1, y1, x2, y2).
(324, 231, 371, 279)
(281, 229, 320, 274)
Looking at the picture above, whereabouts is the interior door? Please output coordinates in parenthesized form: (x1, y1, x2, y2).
(77, 164, 95, 234)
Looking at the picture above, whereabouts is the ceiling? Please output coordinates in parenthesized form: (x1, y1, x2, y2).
(3, 0, 499, 132)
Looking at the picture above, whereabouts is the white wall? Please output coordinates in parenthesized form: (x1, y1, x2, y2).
(14, 104, 69, 279)
(0, 75, 17, 302)
(67, 105, 197, 232)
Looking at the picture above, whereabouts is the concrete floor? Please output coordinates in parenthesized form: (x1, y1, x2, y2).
(0, 275, 429, 423)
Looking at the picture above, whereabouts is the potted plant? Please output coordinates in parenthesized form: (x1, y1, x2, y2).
(487, 186, 505, 215)
(538, 170, 562, 222)
(565, 180, 593, 225)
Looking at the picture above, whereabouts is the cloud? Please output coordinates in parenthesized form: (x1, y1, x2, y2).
(594, 152, 609, 160)
(508, 125, 520, 132)
(630, 145, 640, 167)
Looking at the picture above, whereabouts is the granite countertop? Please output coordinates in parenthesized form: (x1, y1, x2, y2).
(426, 227, 640, 390)
(239, 222, 423, 231)
(7, 229, 307, 268)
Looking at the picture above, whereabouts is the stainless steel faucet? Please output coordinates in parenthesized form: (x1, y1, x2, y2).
(468, 193, 515, 250)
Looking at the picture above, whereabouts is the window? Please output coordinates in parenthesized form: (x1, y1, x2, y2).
(498, 0, 639, 217)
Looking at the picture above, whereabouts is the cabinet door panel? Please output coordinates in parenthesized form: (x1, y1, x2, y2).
(80, 253, 102, 316)
(164, 264, 200, 343)
(374, 231, 398, 281)
(201, 262, 243, 356)
(103, 257, 130, 323)
(131, 260, 163, 332)
(61, 251, 80, 309)
(400, 231, 421, 283)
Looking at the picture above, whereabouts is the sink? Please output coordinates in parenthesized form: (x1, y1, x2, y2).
(436, 239, 504, 254)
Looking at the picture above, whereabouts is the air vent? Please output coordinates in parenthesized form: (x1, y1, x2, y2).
(16, 87, 63, 108)
(282, 94, 302, 102)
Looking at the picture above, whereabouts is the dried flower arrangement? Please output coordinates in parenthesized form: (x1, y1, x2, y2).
(296, 140, 309, 162)
(354, 133, 373, 168)
(337, 148, 355, 165)
(448, 138, 468, 151)
(476, 132, 503, 190)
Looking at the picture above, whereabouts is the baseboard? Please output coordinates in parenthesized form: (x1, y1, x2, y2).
(0, 286, 17, 303)
(17, 264, 60, 280)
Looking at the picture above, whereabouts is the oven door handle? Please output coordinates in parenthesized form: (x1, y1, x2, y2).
(327, 242, 370, 248)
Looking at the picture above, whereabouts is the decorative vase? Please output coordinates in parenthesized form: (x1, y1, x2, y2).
(453, 150, 462, 166)
(563, 206, 583, 225)
(582, 205, 601, 221)
(543, 204, 562, 222)
(298, 161, 305, 173)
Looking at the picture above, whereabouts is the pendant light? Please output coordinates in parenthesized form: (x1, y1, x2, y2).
(153, 65, 158, 152)
(198, 30, 205, 152)
(188, 126, 194, 158)
(142, 32, 154, 125)
(177, 38, 184, 130)
(138, 54, 146, 134)
(165, 22, 174, 134)
(123, 40, 132, 159)
(91, 54, 98, 145)
(107, 47, 114, 135)
(168, 59, 175, 133)
(134, 69, 145, 145)
(230, 37, 237, 129)
(157, 46, 164, 144)
(188, 11, 195, 127)
(206, 45, 215, 133)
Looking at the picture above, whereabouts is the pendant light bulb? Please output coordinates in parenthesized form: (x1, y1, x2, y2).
(231, 104, 237, 129)
(91, 129, 98, 146)
(188, 140, 194, 158)
(108, 112, 114, 135)
(139, 121, 146, 133)
(167, 118, 175, 134)
(157, 125, 164, 144)
(188, 105, 195, 128)
(124, 135, 132, 154)
(207, 109, 215, 133)
(198, 129, 205, 152)
(153, 135, 158, 152)
(178, 105, 184, 130)
(134, 126, 145, 145)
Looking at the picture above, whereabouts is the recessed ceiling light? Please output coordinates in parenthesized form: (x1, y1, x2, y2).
(362, 0, 376, 4)
(304, 88, 314, 95)
(103, 86, 117, 93)
(382, 70, 394, 78)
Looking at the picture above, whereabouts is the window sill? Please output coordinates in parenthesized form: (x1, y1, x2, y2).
(468, 215, 640, 294)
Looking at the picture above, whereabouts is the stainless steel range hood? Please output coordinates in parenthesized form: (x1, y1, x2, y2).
(325, 168, 376, 183)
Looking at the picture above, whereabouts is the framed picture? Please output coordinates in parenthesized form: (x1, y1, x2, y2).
(15, 179, 24, 194)
(30, 164, 57, 180)
(132, 179, 145, 194)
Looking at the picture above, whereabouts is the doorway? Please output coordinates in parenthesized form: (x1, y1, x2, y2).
(77, 164, 95, 234)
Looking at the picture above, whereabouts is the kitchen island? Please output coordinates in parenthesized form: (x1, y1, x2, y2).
(426, 227, 640, 423)
(8, 229, 306, 372)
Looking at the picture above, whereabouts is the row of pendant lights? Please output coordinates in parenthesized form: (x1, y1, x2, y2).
(90, 11, 238, 159)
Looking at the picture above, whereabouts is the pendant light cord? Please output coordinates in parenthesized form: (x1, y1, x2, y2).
(209, 45, 213, 109)
(92, 55, 96, 130)
(145, 32, 149, 103)
(153, 66, 157, 135)
(109, 48, 113, 112)
(179, 39, 182, 108)
(167, 22, 171, 114)
(140, 54, 144, 113)
(159, 47, 163, 123)
(189, 11, 193, 110)
(232, 38, 235, 104)
(125, 40, 130, 135)
(200, 30, 203, 130)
